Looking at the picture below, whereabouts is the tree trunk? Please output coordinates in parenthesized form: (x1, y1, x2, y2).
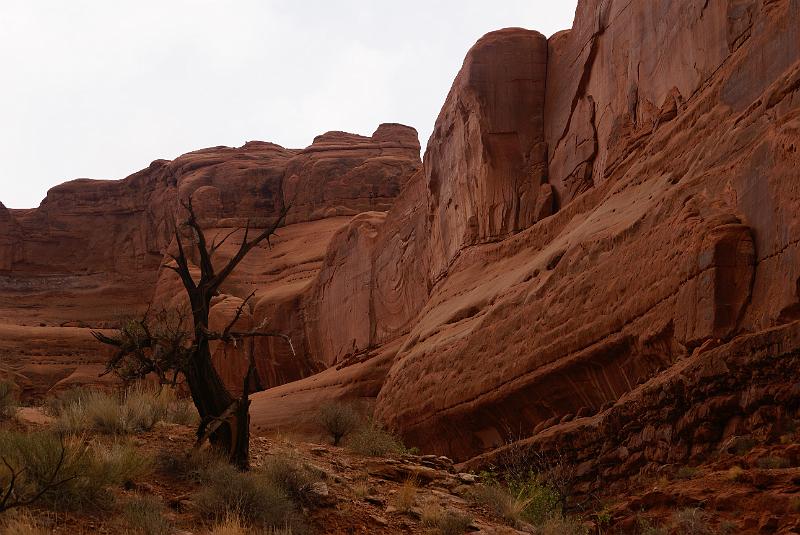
(185, 296, 250, 468)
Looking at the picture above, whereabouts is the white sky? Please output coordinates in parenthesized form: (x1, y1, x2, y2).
(0, 1, 578, 208)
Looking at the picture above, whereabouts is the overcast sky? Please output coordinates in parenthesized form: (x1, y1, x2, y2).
(0, 1, 578, 208)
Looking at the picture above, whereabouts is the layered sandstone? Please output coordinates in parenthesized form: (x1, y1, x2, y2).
(0, 125, 421, 396)
(250, 0, 800, 473)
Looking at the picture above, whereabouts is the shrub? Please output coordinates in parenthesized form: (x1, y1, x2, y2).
(208, 513, 295, 535)
(539, 515, 588, 535)
(471, 476, 560, 527)
(157, 446, 223, 482)
(0, 431, 99, 510)
(756, 456, 790, 469)
(94, 441, 153, 486)
(165, 397, 199, 426)
(194, 461, 296, 530)
(0, 510, 48, 535)
(726, 465, 745, 482)
(394, 478, 417, 512)
(668, 508, 713, 535)
(53, 385, 174, 435)
(260, 454, 320, 505)
(318, 402, 360, 446)
(122, 495, 171, 535)
(0, 379, 18, 418)
(676, 465, 699, 480)
(420, 506, 473, 535)
(348, 421, 404, 457)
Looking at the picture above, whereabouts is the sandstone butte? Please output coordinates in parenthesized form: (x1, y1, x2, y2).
(1, 0, 800, 506)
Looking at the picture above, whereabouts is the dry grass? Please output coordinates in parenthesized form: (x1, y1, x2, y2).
(725, 465, 745, 482)
(420, 505, 473, 535)
(50, 385, 197, 435)
(538, 515, 588, 535)
(194, 460, 297, 530)
(394, 478, 418, 512)
(0, 510, 49, 535)
(122, 495, 171, 534)
(668, 508, 713, 535)
(0, 379, 18, 419)
(347, 420, 404, 457)
(756, 455, 790, 469)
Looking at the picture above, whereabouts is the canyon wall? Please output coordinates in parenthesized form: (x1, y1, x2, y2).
(1, 0, 799, 490)
(253, 0, 800, 469)
(0, 125, 421, 396)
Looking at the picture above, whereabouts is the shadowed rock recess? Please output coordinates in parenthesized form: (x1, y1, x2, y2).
(2, 0, 800, 498)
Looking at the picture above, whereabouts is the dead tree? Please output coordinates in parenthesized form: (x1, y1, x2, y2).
(94, 197, 293, 469)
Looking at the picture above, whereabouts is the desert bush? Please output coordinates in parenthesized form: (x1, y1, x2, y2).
(636, 516, 667, 535)
(194, 461, 297, 530)
(165, 396, 199, 426)
(420, 505, 473, 535)
(471, 475, 560, 527)
(94, 441, 153, 485)
(756, 455, 790, 469)
(53, 385, 176, 435)
(317, 402, 360, 446)
(725, 465, 745, 482)
(158, 446, 224, 482)
(394, 478, 418, 512)
(208, 513, 295, 535)
(0, 509, 48, 534)
(0, 430, 153, 511)
(347, 420, 404, 457)
(0, 379, 18, 418)
(538, 515, 588, 535)
(261, 454, 320, 505)
(676, 465, 700, 479)
(668, 508, 713, 535)
(122, 495, 171, 535)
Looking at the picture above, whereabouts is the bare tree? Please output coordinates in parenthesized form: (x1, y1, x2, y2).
(94, 197, 294, 469)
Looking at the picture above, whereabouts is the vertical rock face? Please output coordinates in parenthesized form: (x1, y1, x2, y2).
(426, 28, 549, 277)
(363, 0, 800, 461)
(249, 3, 798, 462)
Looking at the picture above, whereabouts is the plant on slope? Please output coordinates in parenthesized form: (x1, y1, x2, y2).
(317, 402, 360, 446)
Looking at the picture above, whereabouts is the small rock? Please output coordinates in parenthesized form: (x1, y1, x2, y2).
(364, 495, 386, 506)
(310, 446, 328, 455)
(385, 505, 398, 514)
(458, 472, 479, 483)
(369, 514, 388, 526)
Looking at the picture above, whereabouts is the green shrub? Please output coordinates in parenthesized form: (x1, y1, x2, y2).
(122, 495, 171, 534)
(420, 506, 473, 535)
(756, 456, 790, 469)
(539, 515, 588, 535)
(317, 402, 360, 446)
(53, 385, 176, 435)
(668, 508, 713, 535)
(94, 441, 153, 485)
(471, 476, 560, 527)
(0, 430, 153, 511)
(0, 379, 18, 418)
(165, 397, 199, 426)
(194, 461, 297, 530)
(676, 465, 699, 479)
(261, 454, 320, 505)
(347, 421, 404, 457)
(157, 446, 224, 482)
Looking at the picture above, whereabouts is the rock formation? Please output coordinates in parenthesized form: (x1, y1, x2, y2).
(1, 3, 799, 517)
(0, 125, 421, 396)
(253, 0, 800, 482)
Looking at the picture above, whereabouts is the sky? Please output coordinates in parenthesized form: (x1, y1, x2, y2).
(0, 1, 578, 209)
